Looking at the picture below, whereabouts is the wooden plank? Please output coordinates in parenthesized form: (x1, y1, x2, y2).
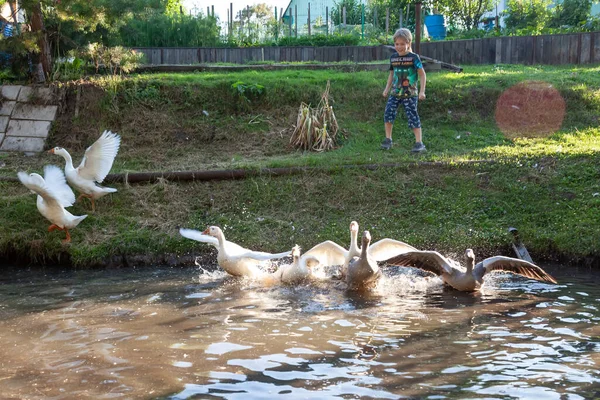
(593, 32, 600, 63)
(560, 35, 569, 64)
(441, 41, 450, 64)
(487, 38, 496, 64)
(550, 35, 561, 65)
(460, 39, 468, 64)
(543, 35, 553, 64)
(465, 39, 474, 64)
(580, 33, 591, 64)
(568, 34, 579, 64)
(495, 38, 502, 64)
(515, 36, 526, 64)
(473, 38, 481, 64)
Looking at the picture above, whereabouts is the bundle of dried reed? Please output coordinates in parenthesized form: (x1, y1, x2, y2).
(290, 80, 339, 152)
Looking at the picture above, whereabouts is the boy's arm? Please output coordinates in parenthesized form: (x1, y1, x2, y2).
(383, 70, 394, 97)
(417, 68, 426, 100)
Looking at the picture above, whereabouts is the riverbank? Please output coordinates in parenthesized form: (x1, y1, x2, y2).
(1, 64, 599, 268)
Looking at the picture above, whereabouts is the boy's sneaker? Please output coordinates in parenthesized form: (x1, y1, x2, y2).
(381, 138, 393, 150)
(411, 142, 426, 153)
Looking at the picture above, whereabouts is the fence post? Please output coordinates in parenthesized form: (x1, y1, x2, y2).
(247, 5, 251, 39)
(343, 6, 347, 32)
(275, 7, 278, 41)
(295, 5, 297, 37)
(415, 2, 421, 54)
(326, 6, 329, 36)
(308, 3, 311, 36)
(374, 8, 378, 30)
(230, 3, 233, 38)
(386, 8, 389, 40)
(399, 9, 403, 28)
(361, 3, 364, 39)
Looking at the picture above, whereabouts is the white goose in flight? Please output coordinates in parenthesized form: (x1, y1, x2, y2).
(180, 226, 292, 278)
(271, 245, 320, 284)
(346, 230, 381, 291)
(18, 165, 87, 243)
(49, 130, 121, 211)
(303, 221, 417, 276)
(384, 249, 557, 292)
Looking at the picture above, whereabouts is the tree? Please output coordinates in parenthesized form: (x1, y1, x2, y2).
(442, 0, 495, 30)
(503, 0, 552, 33)
(548, 0, 592, 28)
(332, 0, 364, 26)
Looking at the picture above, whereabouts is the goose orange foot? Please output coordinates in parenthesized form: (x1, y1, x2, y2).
(77, 193, 96, 212)
(48, 224, 71, 243)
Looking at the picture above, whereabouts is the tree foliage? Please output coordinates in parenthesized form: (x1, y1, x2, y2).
(502, 0, 553, 33)
(442, 0, 494, 30)
(548, 0, 592, 27)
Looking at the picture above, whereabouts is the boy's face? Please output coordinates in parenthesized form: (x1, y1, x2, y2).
(394, 37, 410, 55)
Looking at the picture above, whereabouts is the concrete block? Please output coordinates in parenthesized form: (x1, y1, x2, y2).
(0, 116, 8, 133)
(6, 120, 52, 138)
(0, 136, 46, 153)
(0, 101, 16, 116)
(17, 86, 55, 103)
(12, 103, 58, 121)
(1, 85, 22, 100)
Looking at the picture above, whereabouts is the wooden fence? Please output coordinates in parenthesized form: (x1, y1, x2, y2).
(133, 31, 600, 66)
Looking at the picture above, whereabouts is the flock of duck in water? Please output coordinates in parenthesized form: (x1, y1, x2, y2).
(18, 130, 558, 292)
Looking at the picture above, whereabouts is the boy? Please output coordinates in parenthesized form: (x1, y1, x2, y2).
(381, 28, 427, 152)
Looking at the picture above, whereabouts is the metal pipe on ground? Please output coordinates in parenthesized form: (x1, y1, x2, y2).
(0, 160, 494, 184)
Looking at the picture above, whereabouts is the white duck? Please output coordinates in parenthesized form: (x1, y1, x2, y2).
(346, 230, 381, 291)
(303, 221, 417, 275)
(49, 130, 121, 211)
(179, 226, 292, 278)
(18, 165, 88, 243)
(271, 245, 320, 284)
(384, 249, 558, 292)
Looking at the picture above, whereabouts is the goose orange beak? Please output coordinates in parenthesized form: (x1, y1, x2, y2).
(202, 228, 210, 235)
(48, 148, 55, 154)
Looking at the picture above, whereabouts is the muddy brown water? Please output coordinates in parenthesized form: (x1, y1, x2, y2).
(0, 262, 599, 399)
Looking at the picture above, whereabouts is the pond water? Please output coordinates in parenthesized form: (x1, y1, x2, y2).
(1, 261, 599, 399)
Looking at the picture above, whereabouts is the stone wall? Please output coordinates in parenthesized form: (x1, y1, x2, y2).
(0, 85, 58, 155)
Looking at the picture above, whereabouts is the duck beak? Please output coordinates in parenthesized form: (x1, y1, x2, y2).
(48, 149, 54, 154)
(201, 228, 210, 235)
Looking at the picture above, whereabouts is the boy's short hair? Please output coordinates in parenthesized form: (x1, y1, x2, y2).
(393, 28, 413, 44)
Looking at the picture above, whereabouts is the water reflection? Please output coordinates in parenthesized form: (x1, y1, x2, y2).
(0, 264, 599, 399)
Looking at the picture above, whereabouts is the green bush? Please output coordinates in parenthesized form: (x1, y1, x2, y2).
(548, 0, 592, 28)
(503, 0, 553, 34)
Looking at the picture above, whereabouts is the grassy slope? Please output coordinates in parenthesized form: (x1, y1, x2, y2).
(0, 64, 599, 267)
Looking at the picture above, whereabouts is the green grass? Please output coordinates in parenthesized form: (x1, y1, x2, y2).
(1, 64, 599, 267)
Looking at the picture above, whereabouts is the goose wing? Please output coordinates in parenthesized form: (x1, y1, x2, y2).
(474, 256, 557, 284)
(368, 238, 418, 262)
(18, 169, 69, 209)
(179, 228, 219, 247)
(231, 247, 292, 260)
(43, 165, 75, 207)
(384, 250, 454, 276)
(302, 240, 347, 267)
(77, 130, 121, 183)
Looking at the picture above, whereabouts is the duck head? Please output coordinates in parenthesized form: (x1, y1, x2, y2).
(48, 147, 67, 156)
(350, 221, 359, 233)
(202, 226, 221, 237)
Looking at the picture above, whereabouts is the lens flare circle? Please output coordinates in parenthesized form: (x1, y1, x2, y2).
(495, 80, 566, 139)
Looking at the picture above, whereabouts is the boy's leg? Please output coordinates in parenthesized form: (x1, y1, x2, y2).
(402, 97, 426, 152)
(412, 127, 422, 143)
(382, 96, 400, 150)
